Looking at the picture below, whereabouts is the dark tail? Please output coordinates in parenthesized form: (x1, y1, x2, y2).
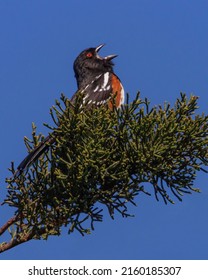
(14, 135, 55, 177)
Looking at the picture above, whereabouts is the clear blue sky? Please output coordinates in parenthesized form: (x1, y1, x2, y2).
(0, 0, 208, 260)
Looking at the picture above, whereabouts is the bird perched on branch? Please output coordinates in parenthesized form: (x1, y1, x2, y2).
(14, 44, 124, 177)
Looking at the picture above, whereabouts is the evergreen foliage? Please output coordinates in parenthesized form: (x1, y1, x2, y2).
(1, 93, 207, 252)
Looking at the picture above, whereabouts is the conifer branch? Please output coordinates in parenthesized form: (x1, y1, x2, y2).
(0, 92, 207, 253)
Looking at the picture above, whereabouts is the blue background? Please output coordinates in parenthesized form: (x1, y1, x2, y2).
(0, 0, 207, 259)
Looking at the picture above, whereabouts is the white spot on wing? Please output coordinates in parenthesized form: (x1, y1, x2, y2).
(102, 72, 109, 89)
(83, 93, 89, 103)
(93, 85, 99, 92)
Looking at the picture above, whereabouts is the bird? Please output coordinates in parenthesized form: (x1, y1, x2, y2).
(14, 44, 124, 177)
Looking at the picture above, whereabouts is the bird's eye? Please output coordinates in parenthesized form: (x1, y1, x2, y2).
(86, 52, 93, 58)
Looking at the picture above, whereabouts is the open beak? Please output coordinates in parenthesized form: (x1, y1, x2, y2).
(95, 43, 105, 53)
(95, 44, 118, 60)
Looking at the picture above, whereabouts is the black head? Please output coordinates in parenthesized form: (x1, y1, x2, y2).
(73, 44, 117, 89)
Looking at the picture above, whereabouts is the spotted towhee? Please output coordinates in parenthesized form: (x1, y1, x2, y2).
(15, 44, 124, 177)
